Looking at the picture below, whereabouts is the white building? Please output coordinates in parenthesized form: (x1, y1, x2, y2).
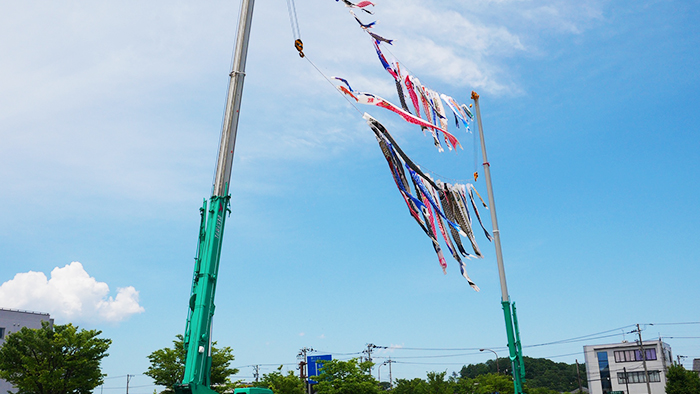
(584, 340, 672, 394)
(0, 308, 53, 394)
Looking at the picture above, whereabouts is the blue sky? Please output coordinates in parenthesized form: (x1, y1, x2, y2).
(1, 0, 699, 391)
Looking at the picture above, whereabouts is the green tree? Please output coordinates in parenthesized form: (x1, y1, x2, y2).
(144, 335, 239, 394)
(426, 371, 452, 394)
(0, 321, 111, 394)
(393, 378, 429, 394)
(311, 358, 380, 394)
(459, 356, 585, 392)
(255, 366, 305, 394)
(472, 373, 513, 394)
(665, 364, 700, 394)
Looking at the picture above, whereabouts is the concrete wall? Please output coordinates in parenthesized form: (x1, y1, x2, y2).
(0, 308, 53, 394)
(584, 340, 671, 394)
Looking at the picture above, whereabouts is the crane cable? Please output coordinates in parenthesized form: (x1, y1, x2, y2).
(285, 0, 304, 57)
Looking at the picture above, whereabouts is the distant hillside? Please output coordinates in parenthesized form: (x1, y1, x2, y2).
(459, 356, 587, 392)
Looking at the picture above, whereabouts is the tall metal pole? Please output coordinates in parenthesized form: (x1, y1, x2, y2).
(126, 374, 133, 394)
(213, 0, 256, 197)
(388, 358, 393, 388)
(636, 324, 652, 394)
(471, 91, 524, 394)
(175, 2, 256, 394)
(576, 360, 583, 393)
(472, 91, 508, 304)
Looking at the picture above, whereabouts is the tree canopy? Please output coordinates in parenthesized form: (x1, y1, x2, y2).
(0, 321, 111, 394)
(665, 364, 700, 394)
(311, 358, 381, 394)
(144, 334, 238, 394)
(393, 371, 514, 394)
(459, 356, 585, 392)
(254, 366, 305, 394)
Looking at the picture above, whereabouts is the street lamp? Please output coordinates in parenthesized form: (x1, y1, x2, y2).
(480, 348, 500, 374)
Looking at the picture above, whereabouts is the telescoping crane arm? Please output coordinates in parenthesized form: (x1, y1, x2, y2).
(173, 2, 255, 394)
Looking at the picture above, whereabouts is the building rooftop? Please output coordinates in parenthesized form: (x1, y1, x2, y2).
(0, 308, 51, 316)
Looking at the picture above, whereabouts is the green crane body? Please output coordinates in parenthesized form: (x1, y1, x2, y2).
(174, 1, 255, 394)
(503, 300, 525, 393)
(174, 197, 230, 394)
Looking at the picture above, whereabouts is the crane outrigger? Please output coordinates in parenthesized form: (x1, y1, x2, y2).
(173, 1, 255, 394)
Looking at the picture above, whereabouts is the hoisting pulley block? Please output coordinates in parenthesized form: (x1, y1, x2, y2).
(295, 39, 305, 58)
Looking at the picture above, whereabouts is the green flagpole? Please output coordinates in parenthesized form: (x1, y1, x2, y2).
(472, 91, 525, 394)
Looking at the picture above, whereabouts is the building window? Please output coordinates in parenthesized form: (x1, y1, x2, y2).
(0, 327, 4, 339)
(617, 370, 661, 384)
(598, 351, 612, 392)
(613, 348, 657, 362)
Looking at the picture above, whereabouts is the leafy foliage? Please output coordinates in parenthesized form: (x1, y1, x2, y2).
(459, 356, 586, 392)
(393, 378, 429, 394)
(255, 366, 305, 394)
(393, 372, 512, 394)
(426, 371, 452, 394)
(311, 358, 381, 394)
(665, 364, 700, 394)
(144, 334, 238, 394)
(0, 321, 111, 394)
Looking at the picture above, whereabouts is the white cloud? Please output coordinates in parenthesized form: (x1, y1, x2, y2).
(0, 0, 607, 207)
(377, 343, 404, 354)
(0, 262, 144, 323)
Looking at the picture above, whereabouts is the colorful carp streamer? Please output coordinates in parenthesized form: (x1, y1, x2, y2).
(332, 79, 463, 151)
(328, 0, 489, 288)
(364, 113, 490, 291)
(337, 0, 375, 14)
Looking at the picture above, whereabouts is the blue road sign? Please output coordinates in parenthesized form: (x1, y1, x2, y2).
(307, 354, 332, 384)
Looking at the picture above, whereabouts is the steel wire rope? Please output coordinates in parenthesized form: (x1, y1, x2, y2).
(302, 55, 365, 117)
(286, 0, 302, 40)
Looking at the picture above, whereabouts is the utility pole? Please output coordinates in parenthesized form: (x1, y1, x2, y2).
(388, 358, 393, 388)
(126, 374, 134, 394)
(634, 324, 652, 394)
(298, 347, 315, 394)
(382, 359, 395, 388)
(378, 359, 396, 387)
(363, 343, 387, 377)
(623, 367, 631, 394)
(575, 360, 583, 394)
(253, 365, 260, 383)
(472, 91, 525, 394)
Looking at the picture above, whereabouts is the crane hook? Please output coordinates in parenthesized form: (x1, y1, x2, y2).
(295, 39, 305, 58)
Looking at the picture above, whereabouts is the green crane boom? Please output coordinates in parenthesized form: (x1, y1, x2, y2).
(174, 2, 256, 394)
